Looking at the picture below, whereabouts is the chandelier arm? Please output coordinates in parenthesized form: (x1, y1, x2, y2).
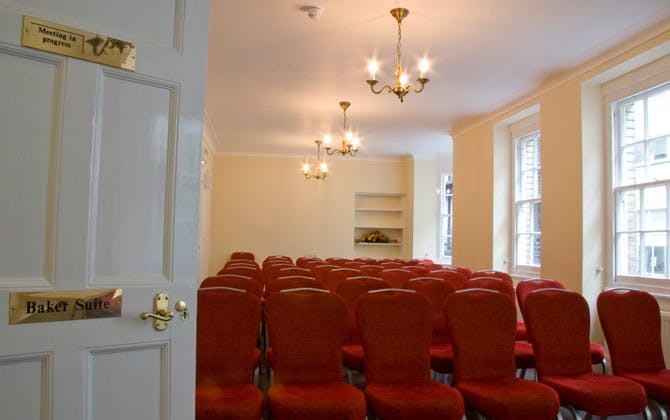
(412, 78, 430, 94)
(367, 82, 395, 95)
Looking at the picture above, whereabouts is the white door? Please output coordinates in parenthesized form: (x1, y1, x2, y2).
(0, 1, 209, 419)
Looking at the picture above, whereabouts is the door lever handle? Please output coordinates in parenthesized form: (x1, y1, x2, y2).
(140, 308, 174, 322)
(140, 293, 174, 330)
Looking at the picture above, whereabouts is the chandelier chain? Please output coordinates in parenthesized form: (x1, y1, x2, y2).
(396, 18, 402, 71)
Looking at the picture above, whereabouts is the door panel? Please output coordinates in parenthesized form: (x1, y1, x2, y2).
(0, 45, 62, 286)
(0, 1, 209, 419)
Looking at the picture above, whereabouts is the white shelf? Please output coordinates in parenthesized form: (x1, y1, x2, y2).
(354, 192, 406, 257)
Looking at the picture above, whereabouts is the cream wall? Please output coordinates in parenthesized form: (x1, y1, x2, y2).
(452, 24, 670, 340)
(208, 154, 412, 272)
(412, 159, 440, 260)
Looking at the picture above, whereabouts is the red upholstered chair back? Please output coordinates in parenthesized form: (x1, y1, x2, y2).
(216, 266, 264, 287)
(344, 261, 366, 269)
(311, 264, 338, 284)
(470, 270, 513, 284)
(360, 264, 384, 276)
(380, 261, 403, 269)
(406, 277, 456, 344)
(266, 290, 346, 384)
(403, 265, 429, 276)
(354, 257, 378, 264)
(224, 259, 260, 270)
(336, 276, 391, 344)
(379, 269, 413, 289)
(448, 265, 473, 279)
(515, 279, 565, 319)
(597, 288, 666, 374)
(357, 290, 433, 383)
(430, 269, 469, 290)
(295, 256, 322, 268)
(418, 263, 444, 272)
(324, 268, 362, 292)
(200, 274, 262, 298)
(230, 251, 255, 261)
(325, 257, 347, 266)
(196, 288, 261, 386)
(265, 276, 326, 298)
(276, 267, 314, 278)
(524, 289, 593, 378)
(445, 289, 517, 381)
(467, 277, 515, 303)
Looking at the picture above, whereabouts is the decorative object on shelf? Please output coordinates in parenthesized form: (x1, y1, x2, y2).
(324, 101, 359, 157)
(355, 230, 397, 244)
(366, 8, 430, 103)
(303, 139, 328, 180)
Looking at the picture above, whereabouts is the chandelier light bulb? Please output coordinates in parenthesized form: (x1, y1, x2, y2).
(320, 162, 328, 173)
(399, 72, 409, 87)
(303, 162, 310, 174)
(323, 134, 332, 146)
(419, 58, 430, 78)
(368, 59, 379, 80)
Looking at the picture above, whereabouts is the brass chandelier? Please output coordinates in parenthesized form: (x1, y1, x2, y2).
(303, 139, 328, 180)
(366, 8, 430, 103)
(324, 101, 359, 157)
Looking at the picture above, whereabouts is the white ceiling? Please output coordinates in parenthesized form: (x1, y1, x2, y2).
(205, 1, 670, 159)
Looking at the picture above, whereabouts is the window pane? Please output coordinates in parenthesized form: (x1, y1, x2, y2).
(517, 234, 531, 266)
(619, 143, 645, 186)
(532, 234, 541, 266)
(643, 186, 667, 230)
(648, 89, 670, 139)
(621, 99, 645, 144)
(533, 202, 541, 232)
(617, 233, 640, 276)
(648, 137, 670, 182)
(517, 202, 533, 234)
(643, 232, 667, 277)
(616, 189, 640, 232)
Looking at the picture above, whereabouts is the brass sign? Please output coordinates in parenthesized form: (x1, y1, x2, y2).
(9, 289, 122, 325)
(22, 16, 136, 71)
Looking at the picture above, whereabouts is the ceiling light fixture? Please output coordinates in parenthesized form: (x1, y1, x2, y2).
(324, 101, 359, 157)
(366, 8, 430, 103)
(303, 139, 328, 180)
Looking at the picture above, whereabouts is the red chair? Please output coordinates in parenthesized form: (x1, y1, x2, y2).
(295, 256, 322, 267)
(471, 269, 513, 284)
(379, 268, 413, 289)
(265, 275, 326, 299)
(357, 289, 465, 419)
(336, 276, 391, 380)
(403, 265, 429, 276)
(266, 289, 366, 419)
(524, 288, 648, 418)
(448, 265, 473, 279)
(323, 267, 361, 292)
(405, 277, 457, 383)
(465, 277, 535, 375)
(431, 269, 469, 290)
(216, 266, 264, 287)
(445, 289, 560, 419)
(310, 264, 338, 284)
(200, 274, 262, 298)
(359, 264, 384, 276)
(598, 288, 670, 418)
(380, 261, 403, 269)
(230, 251, 255, 261)
(196, 288, 263, 420)
(516, 278, 608, 373)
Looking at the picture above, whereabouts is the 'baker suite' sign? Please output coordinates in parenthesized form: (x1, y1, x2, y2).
(9, 289, 122, 324)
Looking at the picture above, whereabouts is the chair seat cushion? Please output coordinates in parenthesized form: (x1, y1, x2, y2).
(268, 382, 366, 420)
(621, 369, 670, 402)
(429, 343, 454, 374)
(542, 373, 647, 416)
(514, 341, 535, 370)
(342, 344, 365, 373)
(457, 377, 559, 420)
(590, 342, 606, 364)
(365, 380, 464, 420)
(196, 383, 264, 420)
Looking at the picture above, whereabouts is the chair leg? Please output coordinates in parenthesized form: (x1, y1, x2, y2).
(650, 399, 668, 420)
(564, 404, 582, 420)
(600, 358, 608, 374)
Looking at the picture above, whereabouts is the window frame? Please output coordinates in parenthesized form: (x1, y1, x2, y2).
(510, 114, 542, 276)
(438, 172, 453, 264)
(609, 81, 670, 290)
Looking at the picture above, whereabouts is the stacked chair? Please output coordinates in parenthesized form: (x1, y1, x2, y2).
(598, 288, 670, 419)
(265, 288, 366, 419)
(445, 288, 560, 419)
(357, 289, 465, 419)
(196, 287, 263, 420)
(524, 288, 648, 418)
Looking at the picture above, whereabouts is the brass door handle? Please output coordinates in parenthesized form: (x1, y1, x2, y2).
(140, 293, 174, 331)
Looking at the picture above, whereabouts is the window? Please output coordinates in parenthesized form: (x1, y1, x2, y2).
(512, 117, 541, 274)
(612, 83, 670, 284)
(439, 173, 453, 263)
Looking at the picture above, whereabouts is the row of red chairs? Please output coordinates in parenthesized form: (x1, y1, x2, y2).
(196, 285, 667, 419)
